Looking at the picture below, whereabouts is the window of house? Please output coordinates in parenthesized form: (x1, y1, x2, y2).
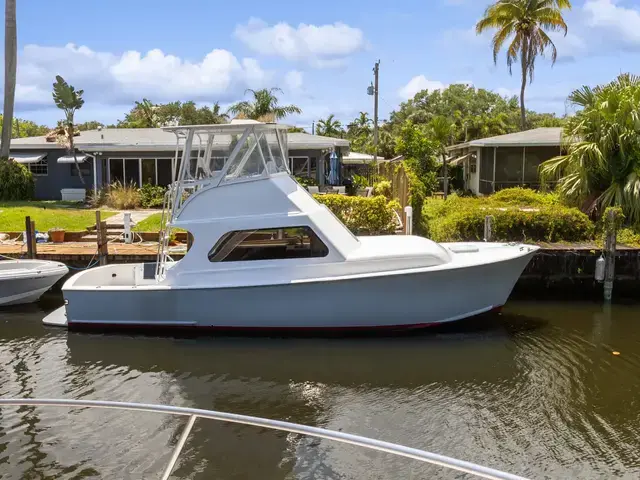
(289, 157, 310, 176)
(70, 162, 91, 177)
(208, 227, 329, 262)
(28, 159, 48, 176)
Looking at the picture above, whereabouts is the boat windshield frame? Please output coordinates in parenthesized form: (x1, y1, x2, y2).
(164, 123, 292, 189)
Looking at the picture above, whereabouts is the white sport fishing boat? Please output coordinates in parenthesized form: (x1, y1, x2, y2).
(0, 259, 68, 306)
(43, 122, 538, 332)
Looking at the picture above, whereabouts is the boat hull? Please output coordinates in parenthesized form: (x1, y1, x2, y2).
(0, 261, 68, 306)
(46, 249, 535, 331)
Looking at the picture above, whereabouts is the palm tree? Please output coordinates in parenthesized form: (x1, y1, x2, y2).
(228, 88, 301, 122)
(316, 114, 344, 138)
(540, 74, 640, 222)
(429, 116, 457, 199)
(210, 102, 229, 124)
(1, 0, 17, 158)
(52, 76, 85, 184)
(476, 0, 572, 130)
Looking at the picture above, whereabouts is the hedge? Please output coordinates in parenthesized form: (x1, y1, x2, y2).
(315, 194, 399, 235)
(0, 160, 35, 201)
(423, 193, 594, 243)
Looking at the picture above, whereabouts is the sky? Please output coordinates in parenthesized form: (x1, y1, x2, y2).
(5, 0, 640, 129)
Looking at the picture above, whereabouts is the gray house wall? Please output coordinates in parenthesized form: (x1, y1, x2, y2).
(11, 149, 97, 200)
(21, 146, 335, 200)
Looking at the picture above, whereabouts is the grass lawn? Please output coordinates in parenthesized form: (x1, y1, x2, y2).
(134, 213, 162, 232)
(0, 201, 116, 232)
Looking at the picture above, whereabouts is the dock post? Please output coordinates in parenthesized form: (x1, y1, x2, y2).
(484, 215, 493, 242)
(604, 209, 617, 302)
(404, 206, 413, 235)
(25, 216, 37, 259)
(95, 211, 109, 266)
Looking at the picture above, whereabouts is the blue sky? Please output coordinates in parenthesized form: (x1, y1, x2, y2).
(8, 0, 640, 129)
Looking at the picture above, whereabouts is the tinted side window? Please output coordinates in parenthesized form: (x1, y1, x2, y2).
(208, 227, 329, 262)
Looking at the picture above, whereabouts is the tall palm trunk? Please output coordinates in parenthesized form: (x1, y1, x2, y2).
(519, 38, 528, 131)
(1, 0, 17, 159)
(67, 122, 85, 185)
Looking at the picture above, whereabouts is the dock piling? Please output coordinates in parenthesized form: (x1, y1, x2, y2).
(484, 215, 493, 242)
(25, 216, 37, 259)
(95, 211, 109, 266)
(604, 209, 617, 302)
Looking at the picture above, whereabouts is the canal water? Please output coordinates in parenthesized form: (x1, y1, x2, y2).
(1, 297, 639, 479)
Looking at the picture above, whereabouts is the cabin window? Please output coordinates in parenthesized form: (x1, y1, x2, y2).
(208, 227, 329, 262)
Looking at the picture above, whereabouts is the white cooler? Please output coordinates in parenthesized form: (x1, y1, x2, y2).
(60, 188, 86, 202)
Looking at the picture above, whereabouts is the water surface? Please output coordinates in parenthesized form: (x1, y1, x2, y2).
(1, 296, 639, 479)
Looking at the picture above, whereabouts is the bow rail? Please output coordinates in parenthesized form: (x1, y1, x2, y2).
(0, 398, 528, 480)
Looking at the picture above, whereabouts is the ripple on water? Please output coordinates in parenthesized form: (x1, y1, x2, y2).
(2, 300, 640, 478)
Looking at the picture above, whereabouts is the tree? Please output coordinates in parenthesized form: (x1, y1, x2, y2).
(228, 88, 301, 122)
(476, 0, 572, 129)
(119, 100, 229, 128)
(316, 114, 344, 138)
(76, 121, 105, 131)
(1, 0, 17, 158)
(395, 122, 438, 180)
(429, 116, 457, 199)
(287, 126, 307, 133)
(52, 76, 86, 184)
(0, 116, 49, 138)
(540, 74, 640, 222)
(118, 98, 159, 128)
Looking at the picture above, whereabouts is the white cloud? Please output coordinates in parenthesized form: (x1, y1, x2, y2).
(584, 0, 640, 46)
(284, 70, 303, 92)
(235, 18, 366, 68)
(398, 76, 447, 100)
(13, 43, 268, 109)
(548, 32, 587, 62)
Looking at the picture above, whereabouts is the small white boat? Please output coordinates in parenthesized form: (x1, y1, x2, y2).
(0, 259, 68, 306)
(43, 122, 538, 332)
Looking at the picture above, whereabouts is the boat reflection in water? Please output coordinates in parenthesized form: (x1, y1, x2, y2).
(60, 314, 525, 479)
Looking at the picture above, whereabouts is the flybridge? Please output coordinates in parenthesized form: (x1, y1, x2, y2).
(155, 122, 293, 279)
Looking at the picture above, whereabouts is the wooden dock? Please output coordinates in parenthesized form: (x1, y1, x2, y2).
(0, 241, 185, 266)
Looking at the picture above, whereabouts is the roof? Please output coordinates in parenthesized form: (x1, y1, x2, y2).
(8, 125, 349, 152)
(447, 127, 563, 150)
(342, 152, 387, 164)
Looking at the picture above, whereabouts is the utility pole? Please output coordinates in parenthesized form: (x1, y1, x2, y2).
(311, 121, 315, 135)
(373, 60, 380, 163)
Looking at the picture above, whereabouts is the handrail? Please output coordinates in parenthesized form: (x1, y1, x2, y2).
(0, 398, 529, 480)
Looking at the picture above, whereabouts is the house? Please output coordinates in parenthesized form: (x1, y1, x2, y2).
(8, 122, 350, 200)
(446, 127, 563, 195)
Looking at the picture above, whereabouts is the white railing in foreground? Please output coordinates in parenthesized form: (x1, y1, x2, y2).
(0, 399, 529, 480)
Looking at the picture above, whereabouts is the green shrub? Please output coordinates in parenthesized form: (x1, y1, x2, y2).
(352, 174, 369, 189)
(106, 181, 141, 210)
(315, 194, 398, 235)
(87, 188, 107, 208)
(372, 180, 392, 200)
(139, 184, 166, 208)
(294, 176, 317, 187)
(491, 187, 559, 206)
(424, 201, 594, 243)
(404, 164, 429, 235)
(0, 159, 35, 200)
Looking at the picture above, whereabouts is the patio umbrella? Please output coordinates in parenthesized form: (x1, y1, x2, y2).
(329, 151, 339, 185)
